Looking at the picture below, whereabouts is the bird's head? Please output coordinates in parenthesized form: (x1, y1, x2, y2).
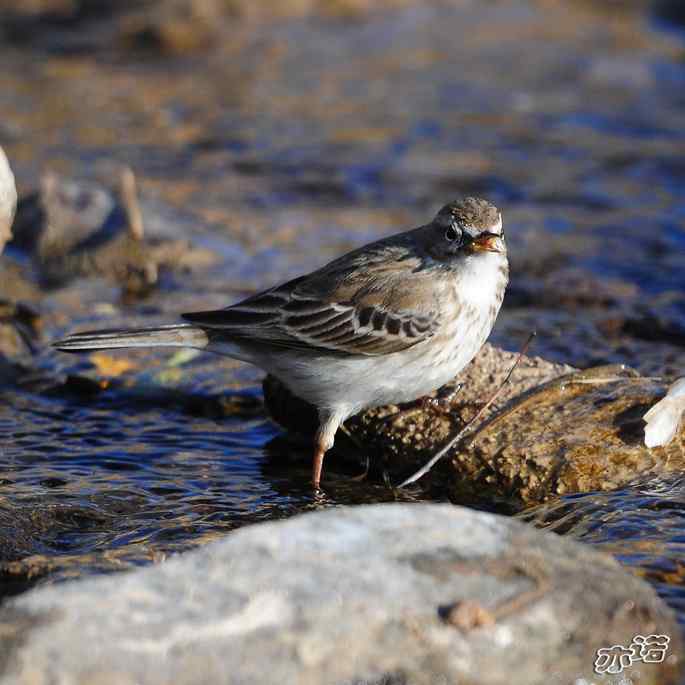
(421, 197, 505, 263)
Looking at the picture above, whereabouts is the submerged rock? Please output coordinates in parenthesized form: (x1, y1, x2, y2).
(0, 504, 680, 684)
(264, 344, 684, 509)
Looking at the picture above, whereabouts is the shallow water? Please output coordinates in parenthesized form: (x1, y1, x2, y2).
(1, 0, 685, 624)
(521, 474, 685, 627)
(1, 371, 432, 589)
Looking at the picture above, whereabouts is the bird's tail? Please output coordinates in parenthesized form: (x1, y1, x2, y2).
(53, 324, 209, 353)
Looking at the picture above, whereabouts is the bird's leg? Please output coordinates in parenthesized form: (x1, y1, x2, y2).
(312, 443, 327, 490)
(381, 383, 464, 429)
(312, 410, 345, 489)
(339, 424, 371, 481)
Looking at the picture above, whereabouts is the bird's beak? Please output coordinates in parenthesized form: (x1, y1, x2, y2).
(470, 232, 503, 253)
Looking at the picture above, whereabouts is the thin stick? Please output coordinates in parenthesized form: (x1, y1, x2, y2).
(565, 376, 663, 385)
(396, 332, 536, 489)
(120, 166, 145, 241)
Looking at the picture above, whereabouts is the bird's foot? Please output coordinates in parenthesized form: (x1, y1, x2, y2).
(421, 383, 464, 414)
(339, 424, 371, 481)
(349, 454, 371, 482)
(383, 383, 464, 428)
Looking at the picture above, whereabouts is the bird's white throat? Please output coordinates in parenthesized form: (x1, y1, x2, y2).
(453, 251, 508, 312)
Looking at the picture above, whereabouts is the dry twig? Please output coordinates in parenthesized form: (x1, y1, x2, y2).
(120, 166, 145, 241)
(396, 332, 536, 488)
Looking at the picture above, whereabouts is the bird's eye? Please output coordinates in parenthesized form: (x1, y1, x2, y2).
(444, 224, 461, 243)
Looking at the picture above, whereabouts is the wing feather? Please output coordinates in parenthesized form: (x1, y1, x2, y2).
(183, 290, 439, 357)
(182, 237, 443, 356)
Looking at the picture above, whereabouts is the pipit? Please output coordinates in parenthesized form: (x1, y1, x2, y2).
(55, 197, 508, 488)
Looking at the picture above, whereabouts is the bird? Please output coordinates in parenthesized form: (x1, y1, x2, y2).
(54, 197, 509, 488)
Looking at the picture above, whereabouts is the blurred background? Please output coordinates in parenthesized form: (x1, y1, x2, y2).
(0, 0, 684, 599)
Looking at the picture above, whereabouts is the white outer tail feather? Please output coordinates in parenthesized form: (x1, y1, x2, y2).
(53, 324, 209, 352)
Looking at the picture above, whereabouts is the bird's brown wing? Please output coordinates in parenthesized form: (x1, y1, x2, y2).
(182, 245, 441, 357)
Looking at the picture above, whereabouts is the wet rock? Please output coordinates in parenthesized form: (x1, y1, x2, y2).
(0, 503, 681, 685)
(119, 0, 224, 55)
(0, 300, 41, 358)
(505, 266, 638, 311)
(0, 0, 446, 55)
(12, 172, 116, 255)
(264, 344, 684, 509)
(653, 0, 685, 28)
(0, 504, 70, 563)
(449, 364, 683, 507)
(0, 494, 157, 595)
(11, 171, 216, 295)
(620, 308, 685, 347)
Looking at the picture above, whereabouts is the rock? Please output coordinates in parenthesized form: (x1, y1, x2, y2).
(0, 0, 428, 56)
(119, 0, 224, 55)
(0, 299, 41, 359)
(0, 503, 681, 684)
(10, 171, 216, 295)
(451, 363, 683, 507)
(264, 344, 684, 509)
(0, 146, 17, 256)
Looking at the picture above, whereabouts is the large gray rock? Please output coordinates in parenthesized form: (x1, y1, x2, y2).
(0, 504, 681, 684)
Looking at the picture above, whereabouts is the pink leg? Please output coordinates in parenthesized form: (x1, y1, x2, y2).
(312, 443, 326, 489)
(312, 410, 345, 489)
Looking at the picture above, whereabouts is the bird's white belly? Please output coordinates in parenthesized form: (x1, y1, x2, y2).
(260, 303, 494, 417)
(228, 250, 507, 421)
